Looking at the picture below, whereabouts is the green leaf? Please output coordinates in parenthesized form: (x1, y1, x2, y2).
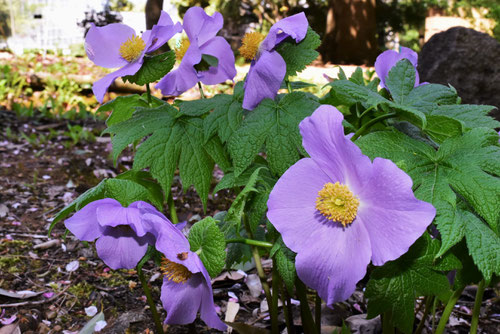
(384, 59, 416, 104)
(365, 234, 456, 334)
(215, 211, 253, 268)
(105, 104, 216, 207)
(270, 237, 296, 293)
(280, 80, 316, 90)
(423, 115, 464, 144)
(404, 84, 458, 109)
(429, 104, 500, 130)
(188, 217, 226, 278)
(213, 158, 275, 194)
(247, 188, 271, 233)
(433, 201, 467, 258)
(177, 96, 218, 117)
(122, 51, 176, 86)
(100, 95, 148, 126)
(275, 27, 321, 78)
(194, 54, 219, 72)
(228, 92, 320, 176)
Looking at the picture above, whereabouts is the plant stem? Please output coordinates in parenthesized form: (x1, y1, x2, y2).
(167, 191, 178, 224)
(197, 81, 206, 99)
(271, 265, 280, 334)
(435, 286, 465, 334)
(226, 238, 273, 248)
(350, 113, 397, 141)
(281, 282, 295, 334)
(470, 279, 486, 334)
(295, 279, 317, 334)
(146, 84, 152, 106)
(415, 296, 433, 334)
(251, 245, 277, 332)
(382, 312, 394, 334)
(137, 249, 164, 334)
(286, 79, 293, 93)
(315, 292, 322, 334)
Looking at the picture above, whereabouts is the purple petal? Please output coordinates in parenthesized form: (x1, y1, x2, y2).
(161, 274, 204, 325)
(261, 12, 308, 51)
(93, 61, 142, 103)
(183, 7, 223, 46)
(199, 36, 236, 85)
(95, 227, 149, 269)
(85, 23, 135, 68)
(145, 11, 182, 53)
(64, 199, 121, 241)
(197, 256, 227, 331)
(356, 158, 435, 265)
(299, 105, 372, 194)
(96, 200, 158, 237)
(399, 46, 418, 67)
(242, 50, 286, 110)
(295, 219, 372, 306)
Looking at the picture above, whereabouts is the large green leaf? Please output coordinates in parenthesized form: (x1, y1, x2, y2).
(122, 51, 176, 86)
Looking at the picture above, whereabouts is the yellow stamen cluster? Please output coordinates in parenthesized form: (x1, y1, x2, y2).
(161, 258, 192, 284)
(175, 39, 191, 61)
(239, 32, 265, 60)
(119, 35, 146, 62)
(316, 182, 359, 227)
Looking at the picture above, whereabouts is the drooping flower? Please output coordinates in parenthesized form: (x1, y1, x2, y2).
(156, 7, 236, 96)
(240, 12, 308, 110)
(374, 46, 425, 90)
(142, 213, 226, 331)
(64, 198, 167, 269)
(267, 105, 436, 306)
(85, 11, 182, 103)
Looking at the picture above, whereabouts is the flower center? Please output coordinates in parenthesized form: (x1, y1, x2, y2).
(175, 39, 190, 61)
(119, 35, 146, 62)
(239, 32, 265, 60)
(316, 182, 359, 227)
(161, 257, 192, 284)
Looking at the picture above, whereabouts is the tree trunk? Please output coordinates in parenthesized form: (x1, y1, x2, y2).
(145, 0, 163, 29)
(320, 0, 377, 65)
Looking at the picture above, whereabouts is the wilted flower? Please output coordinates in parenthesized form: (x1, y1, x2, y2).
(64, 199, 166, 269)
(374, 47, 424, 90)
(156, 7, 236, 96)
(85, 11, 181, 103)
(240, 12, 308, 110)
(142, 213, 226, 331)
(267, 105, 436, 305)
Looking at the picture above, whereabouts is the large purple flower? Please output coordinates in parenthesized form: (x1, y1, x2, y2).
(142, 213, 226, 331)
(85, 11, 182, 103)
(240, 12, 308, 110)
(267, 105, 436, 306)
(156, 7, 236, 96)
(374, 46, 424, 90)
(64, 199, 167, 269)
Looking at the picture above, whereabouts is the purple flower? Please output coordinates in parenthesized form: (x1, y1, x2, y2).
(85, 11, 181, 103)
(64, 199, 167, 269)
(375, 46, 425, 90)
(240, 12, 308, 110)
(156, 7, 236, 96)
(267, 105, 436, 306)
(142, 213, 226, 331)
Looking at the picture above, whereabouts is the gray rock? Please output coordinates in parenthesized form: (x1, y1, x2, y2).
(345, 314, 381, 334)
(418, 27, 500, 120)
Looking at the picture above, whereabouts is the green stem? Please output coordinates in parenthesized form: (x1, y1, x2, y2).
(281, 282, 295, 334)
(470, 279, 486, 334)
(435, 286, 465, 334)
(197, 81, 206, 99)
(295, 279, 318, 334)
(226, 238, 273, 248)
(137, 249, 164, 334)
(167, 191, 178, 224)
(350, 113, 397, 141)
(271, 265, 280, 334)
(358, 105, 377, 121)
(315, 292, 322, 333)
(286, 79, 293, 93)
(415, 296, 433, 334)
(146, 84, 152, 106)
(382, 312, 394, 334)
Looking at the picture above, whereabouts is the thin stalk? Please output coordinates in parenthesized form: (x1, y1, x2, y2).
(295, 279, 317, 334)
(167, 192, 178, 224)
(435, 286, 465, 334)
(382, 312, 394, 334)
(251, 245, 277, 332)
(286, 79, 293, 93)
(470, 279, 486, 334)
(358, 105, 377, 122)
(431, 297, 438, 332)
(226, 238, 273, 248)
(137, 249, 164, 334)
(281, 282, 295, 334)
(271, 265, 280, 334)
(146, 84, 152, 106)
(415, 296, 433, 334)
(315, 292, 322, 334)
(197, 81, 206, 99)
(350, 113, 397, 141)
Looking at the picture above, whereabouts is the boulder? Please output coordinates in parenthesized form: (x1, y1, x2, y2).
(418, 27, 500, 120)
